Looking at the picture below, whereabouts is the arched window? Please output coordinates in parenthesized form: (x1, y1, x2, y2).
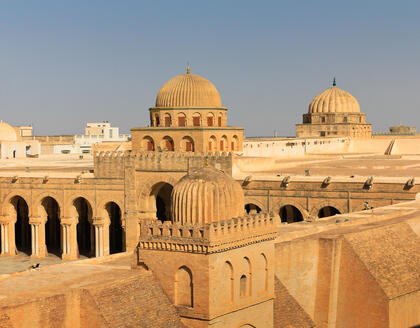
(178, 113, 187, 127)
(220, 135, 228, 152)
(164, 113, 172, 127)
(155, 114, 160, 127)
(240, 275, 248, 297)
(181, 136, 194, 152)
(142, 136, 155, 151)
(207, 112, 214, 126)
(218, 113, 222, 127)
(279, 205, 303, 223)
(161, 136, 174, 151)
(175, 266, 193, 307)
(192, 112, 201, 127)
(231, 135, 239, 151)
(239, 257, 252, 297)
(208, 135, 217, 151)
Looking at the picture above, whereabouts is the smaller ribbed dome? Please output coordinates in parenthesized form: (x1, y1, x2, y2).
(171, 167, 244, 224)
(155, 69, 223, 108)
(0, 121, 17, 141)
(309, 86, 360, 113)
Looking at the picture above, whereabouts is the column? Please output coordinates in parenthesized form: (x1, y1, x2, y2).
(0, 216, 16, 256)
(61, 217, 78, 260)
(0, 224, 7, 255)
(29, 217, 47, 258)
(92, 217, 105, 258)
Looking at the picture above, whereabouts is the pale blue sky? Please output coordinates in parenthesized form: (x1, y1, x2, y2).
(0, 1, 419, 136)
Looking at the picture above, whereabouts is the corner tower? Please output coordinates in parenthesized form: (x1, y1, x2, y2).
(296, 79, 372, 138)
(134, 166, 279, 327)
(131, 67, 244, 152)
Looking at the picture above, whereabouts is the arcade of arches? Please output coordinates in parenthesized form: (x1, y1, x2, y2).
(0, 195, 125, 259)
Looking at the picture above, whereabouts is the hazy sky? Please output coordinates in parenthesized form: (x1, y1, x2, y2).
(0, 1, 419, 136)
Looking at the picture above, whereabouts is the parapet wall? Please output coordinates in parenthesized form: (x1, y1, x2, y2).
(138, 213, 280, 254)
(94, 151, 233, 178)
(243, 137, 349, 158)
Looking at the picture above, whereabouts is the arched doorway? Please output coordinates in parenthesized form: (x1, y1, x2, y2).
(245, 203, 261, 214)
(12, 196, 30, 254)
(73, 197, 93, 257)
(42, 197, 61, 256)
(106, 202, 123, 254)
(279, 205, 303, 223)
(318, 206, 341, 218)
(151, 182, 174, 222)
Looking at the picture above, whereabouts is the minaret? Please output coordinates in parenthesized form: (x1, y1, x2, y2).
(134, 166, 279, 327)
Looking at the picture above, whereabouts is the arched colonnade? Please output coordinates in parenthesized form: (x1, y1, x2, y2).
(0, 194, 125, 259)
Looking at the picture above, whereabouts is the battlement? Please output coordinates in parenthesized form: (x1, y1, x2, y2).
(93, 150, 233, 178)
(138, 213, 280, 254)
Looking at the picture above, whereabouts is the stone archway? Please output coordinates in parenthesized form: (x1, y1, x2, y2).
(245, 203, 262, 214)
(11, 196, 30, 255)
(151, 182, 174, 222)
(41, 197, 61, 256)
(318, 206, 341, 218)
(279, 204, 303, 223)
(105, 202, 124, 254)
(73, 197, 93, 257)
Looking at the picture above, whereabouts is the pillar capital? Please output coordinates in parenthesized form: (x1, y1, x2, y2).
(61, 216, 77, 226)
(0, 215, 16, 224)
(92, 217, 105, 226)
(29, 216, 46, 225)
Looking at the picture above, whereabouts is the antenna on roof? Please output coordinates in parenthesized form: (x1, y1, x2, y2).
(333, 77, 336, 87)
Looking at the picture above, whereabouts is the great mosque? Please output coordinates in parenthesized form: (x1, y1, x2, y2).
(0, 68, 419, 328)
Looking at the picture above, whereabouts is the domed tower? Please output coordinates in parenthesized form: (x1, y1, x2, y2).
(136, 166, 279, 327)
(296, 79, 372, 138)
(131, 67, 244, 152)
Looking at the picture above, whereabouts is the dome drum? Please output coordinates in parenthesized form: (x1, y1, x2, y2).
(303, 112, 366, 125)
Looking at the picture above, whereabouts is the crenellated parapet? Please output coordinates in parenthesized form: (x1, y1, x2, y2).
(138, 213, 280, 254)
(93, 150, 233, 178)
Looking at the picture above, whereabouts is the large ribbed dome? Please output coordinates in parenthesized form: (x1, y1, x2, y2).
(309, 86, 360, 113)
(171, 167, 244, 224)
(155, 69, 222, 108)
(0, 121, 17, 141)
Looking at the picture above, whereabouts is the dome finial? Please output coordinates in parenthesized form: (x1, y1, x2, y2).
(333, 77, 336, 87)
(186, 61, 190, 74)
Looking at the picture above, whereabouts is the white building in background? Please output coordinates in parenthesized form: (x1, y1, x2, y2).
(23, 122, 130, 155)
(0, 122, 40, 159)
(54, 122, 130, 154)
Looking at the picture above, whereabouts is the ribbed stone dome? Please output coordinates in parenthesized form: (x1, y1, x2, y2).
(155, 68, 223, 108)
(171, 166, 244, 224)
(309, 86, 360, 113)
(0, 121, 17, 141)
